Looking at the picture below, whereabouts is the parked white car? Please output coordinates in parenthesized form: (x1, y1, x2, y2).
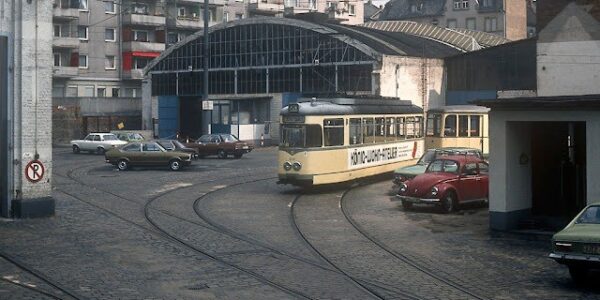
(71, 133, 127, 154)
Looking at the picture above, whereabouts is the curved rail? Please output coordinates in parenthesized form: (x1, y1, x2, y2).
(339, 186, 489, 300)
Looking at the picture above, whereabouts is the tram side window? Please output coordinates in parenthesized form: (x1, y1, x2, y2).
(386, 118, 396, 141)
(375, 117, 386, 143)
(349, 118, 362, 145)
(305, 125, 323, 147)
(415, 116, 423, 138)
(444, 115, 457, 137)
(427, 114, 442, 137)
(396, 117, 405, 139)
(406, 117, 416, 139)
(459, 115, 469, 137)
(363, 118, 375, 144)
(470, 115, 481, 137)
(324, 118, 344, 146)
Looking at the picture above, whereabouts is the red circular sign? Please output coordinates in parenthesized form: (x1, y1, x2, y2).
(25, 160, 45, 183)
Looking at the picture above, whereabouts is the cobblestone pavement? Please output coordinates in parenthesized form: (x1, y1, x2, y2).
(0, 147, 598, 299)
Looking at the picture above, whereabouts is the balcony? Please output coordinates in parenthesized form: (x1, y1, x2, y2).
(53, 66, 79, 78)
(168, 16, 220, 29)
(123, 69, 145, 80)
(248, 1, 284, 15)
(123, 41, 166, 52)
(53, 36, 80, 49)
(53, 7, 79, 20)
(177, 0, 227, 5)
(123, 13, 166, 27)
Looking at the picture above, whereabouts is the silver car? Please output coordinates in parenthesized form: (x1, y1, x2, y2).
(71, 133, 127, 154)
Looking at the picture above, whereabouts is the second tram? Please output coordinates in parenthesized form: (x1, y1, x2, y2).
(425, 105, 490, 155)
(278, 98, 425, 186)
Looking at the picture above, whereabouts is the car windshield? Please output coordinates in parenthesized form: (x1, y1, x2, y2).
(576, 206, 600, 224)
(417, 150, 437, 165)
(220, 134, 239, 143)
(426, 159, 460, 174)
(103, 134, 118, 141)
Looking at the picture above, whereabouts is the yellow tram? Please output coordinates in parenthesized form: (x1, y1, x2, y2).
(425, 105, 490, 155)
(278, 98, 425, 186)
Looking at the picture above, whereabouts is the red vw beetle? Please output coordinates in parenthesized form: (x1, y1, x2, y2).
(395, 155, 489, 213)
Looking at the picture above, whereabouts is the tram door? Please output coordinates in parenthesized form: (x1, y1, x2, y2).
(211, 103, 231, 134)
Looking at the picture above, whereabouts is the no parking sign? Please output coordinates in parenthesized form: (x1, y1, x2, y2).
(25, 160, 45, 183)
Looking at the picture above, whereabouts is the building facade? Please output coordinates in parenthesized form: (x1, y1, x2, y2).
(379, 0, 527, 40)
(476, 0, 600, 231)
(248, 0, 364, 25)
(51, 0, 247, 142)
(142, 17, 459, 143)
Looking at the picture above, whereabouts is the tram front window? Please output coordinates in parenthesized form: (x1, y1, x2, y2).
(280, 125, 322, 148)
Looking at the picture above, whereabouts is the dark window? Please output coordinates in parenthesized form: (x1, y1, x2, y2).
(462, 163, 478, 176)
(478, 162, 488, 174)
(375, 118, 385, 142)
(459, 115, 469, 137)
(386, 117, 396, 141)
(470, 115, 481, 137)
(396, 117, 405, 139)
(123, 143, 141, 152)
(280, 124, 322, 148)
(427, 114, 442, 137)
(143, 143, 161, 152)
(323, 118, 344, 147)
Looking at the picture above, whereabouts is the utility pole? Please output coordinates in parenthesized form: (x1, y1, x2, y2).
(201, 0, 211, 135)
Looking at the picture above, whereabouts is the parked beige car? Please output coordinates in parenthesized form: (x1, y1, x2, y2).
(71, 133, 127, 154)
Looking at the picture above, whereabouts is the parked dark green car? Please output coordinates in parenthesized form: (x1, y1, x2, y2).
(392, 147, 483, 185)
(550, 203, 600, 283)
(105, 142, 192, 171)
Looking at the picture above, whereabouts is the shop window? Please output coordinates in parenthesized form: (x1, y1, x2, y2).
(459, 115, 469, 137)
(324, 118, 344, 147)
(363, 118, 375, 144)
(349, 118, 362, 145)
(444, 115, 457, 137)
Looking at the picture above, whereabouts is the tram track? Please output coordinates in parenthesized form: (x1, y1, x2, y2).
(55, 163, 312, 299)
(339, 184, 490, 300)
(0, 250, 83, 300)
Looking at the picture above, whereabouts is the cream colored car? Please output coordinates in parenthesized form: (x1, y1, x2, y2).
(71, 133, 127, 154)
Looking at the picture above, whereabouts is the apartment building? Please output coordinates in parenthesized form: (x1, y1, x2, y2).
(52, 0, 242, 100)
(379, 0, 527, 40)
(248, 0, 364, 25)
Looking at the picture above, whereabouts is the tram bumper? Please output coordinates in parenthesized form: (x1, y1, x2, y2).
(277, 174, 314, 186)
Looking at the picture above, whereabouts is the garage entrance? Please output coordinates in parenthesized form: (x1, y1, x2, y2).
(179, 97, 203, 140)
(530, 122, 586, 227)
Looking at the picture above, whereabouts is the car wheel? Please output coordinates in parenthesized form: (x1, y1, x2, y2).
(72, 145, 80, 154)
(441, 191, 457, 214)
(569, 265, 588, 284)
(169, 159, 182, 171)
(117, 159, 129, 171)
(234, 153, 242, 159)
(96, 147, 106, 155)
(217, 149, 227, 159)
(401, 200, 413, 210)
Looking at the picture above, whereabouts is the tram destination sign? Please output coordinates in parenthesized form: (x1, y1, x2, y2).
(348, 140, 424, 170)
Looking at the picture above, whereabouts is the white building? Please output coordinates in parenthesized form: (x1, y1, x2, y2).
(477, 1, 600, 230)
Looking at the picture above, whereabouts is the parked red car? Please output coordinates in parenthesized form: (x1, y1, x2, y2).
(395, 155, 489, 213)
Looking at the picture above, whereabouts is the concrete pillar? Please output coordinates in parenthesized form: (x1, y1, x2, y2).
(0, 0, 55, 218)
(142, 76, 153, 130)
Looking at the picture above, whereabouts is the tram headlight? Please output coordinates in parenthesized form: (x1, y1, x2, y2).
(431, 186, 439, 196)
(292, 162, 302, 171)
(283, 161, 292, 171)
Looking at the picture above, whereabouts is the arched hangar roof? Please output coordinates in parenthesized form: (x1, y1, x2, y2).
(145, 17, 460, 74)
